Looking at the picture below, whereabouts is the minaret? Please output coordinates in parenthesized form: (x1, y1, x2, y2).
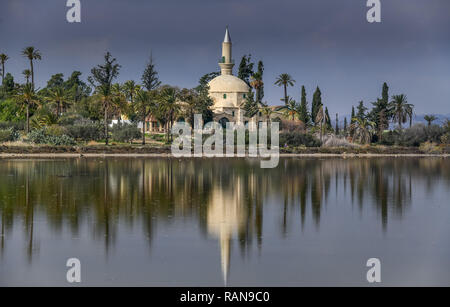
(219, 27, 234, 75)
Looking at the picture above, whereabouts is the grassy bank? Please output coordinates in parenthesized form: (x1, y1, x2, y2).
(1, 144, 449, 155)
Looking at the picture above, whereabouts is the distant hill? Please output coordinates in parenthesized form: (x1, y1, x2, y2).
(332, 114, 449, 128)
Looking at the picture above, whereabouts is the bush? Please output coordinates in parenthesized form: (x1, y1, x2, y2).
(111, 123, 142, 143)
(65, 121, 105, 141)
(0, 128, 20, 143)
(0, 121, 25, 131)
(380, 124, 445, 146)
(28, 127, 76, 146)
(279, 131, 321, 147)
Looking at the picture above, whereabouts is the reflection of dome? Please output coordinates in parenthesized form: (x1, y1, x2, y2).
(208, 75, 250, 93)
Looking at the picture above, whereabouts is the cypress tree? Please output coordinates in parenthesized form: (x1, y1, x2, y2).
(325, 107, 332, 130)
(298, 85, 310, 126)
(356, 101, 367, 120)
(311, 87, 322, 125)
(335, 113, 339, 134)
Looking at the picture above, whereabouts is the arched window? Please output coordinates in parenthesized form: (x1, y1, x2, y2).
(218, 117, 230, 128)
(223, 94, 227, 99)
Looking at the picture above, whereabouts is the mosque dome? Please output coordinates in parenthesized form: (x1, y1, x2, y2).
(208, 74, 250, 93)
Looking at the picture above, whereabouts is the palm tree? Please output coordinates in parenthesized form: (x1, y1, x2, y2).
(21, 47, 42, 90)
(259, 104, 280, 124)
(277, 97, 298, 121)
(22, 69, 32, 84)
(250, 72, 264, 103)
(350, 117, 375, 144)
(0, 53, 9, 81)
(389, 94, 414, 129)
(135, 89, 155, 145)
(158, 87, 180, 142)
(15, 83, 40, 133)
(423, 115, 437, 127)
(122, 80, 141, 104)
(46, 86, 72, 117)
(275, 74, 295, 105)
(95, 84, 113, 145)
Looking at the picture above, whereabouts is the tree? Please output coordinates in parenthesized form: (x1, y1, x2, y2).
(424, 115, 437, 127)
(250, 72, 264, 103)
(277, 97, 299, 121)
(21, 47, 42, 90)
(142, 54, 162, 91)
(298, 86, 310, 126)
(389, 94, 414, 129)
(275, 74, 295, 105)
(46, 86, 72, 117)
(325, 107, 332, 131)
(257, 61, 264, 101)
(135, 89, 156, 145)
(15, 83, 40, 133)
(335, 113, 339, 135)
(123, 80, 140, 104)
(88, 52, 121, 145)
(243, 90, 258, 118)
(140, 54, 161, 139)
(350, 117, 375, 144)
(158, 87, 180, 142)
(311, 87, 322, 125)
(315, 105, 329, 143)
(22, 69, 32, 84)
(356, 101, 367, 120)
(369, 98, 390, 141)
(64, 71, 91, 103)
(343, 117, 348, 135)
(0, 53, 9, 81)
(238, 55, 254, 86)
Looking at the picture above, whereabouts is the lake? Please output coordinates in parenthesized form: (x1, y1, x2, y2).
(0, 157, 449, 286)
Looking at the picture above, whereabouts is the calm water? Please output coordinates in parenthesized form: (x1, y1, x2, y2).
(0, 157, 449, 286)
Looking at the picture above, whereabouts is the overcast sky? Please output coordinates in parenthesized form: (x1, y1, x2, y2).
(1, 0, 449, 115)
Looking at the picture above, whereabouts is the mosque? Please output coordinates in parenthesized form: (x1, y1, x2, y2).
(208, 27, 261, 126)
(137, 27, 264, 133)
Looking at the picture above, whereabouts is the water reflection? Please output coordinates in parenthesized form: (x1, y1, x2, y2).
(0, 157, 449, 284)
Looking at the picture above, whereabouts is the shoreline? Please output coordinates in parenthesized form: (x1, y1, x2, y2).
(0, 153, 448, 158)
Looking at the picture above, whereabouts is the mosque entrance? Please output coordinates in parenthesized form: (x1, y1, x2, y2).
(218, 117, 230, 128)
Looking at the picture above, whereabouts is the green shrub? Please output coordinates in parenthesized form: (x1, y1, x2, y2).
(28, 127, 76, 146)
(279, 132, 321, 147)
(0, 128, 20, 142)
(0, 121, 25, 131)
(111, 123, 142, 143)
(65, 121, 105, 141)
(380, 124, 445, 146)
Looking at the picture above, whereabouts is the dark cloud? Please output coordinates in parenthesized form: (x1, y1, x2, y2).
(1, 0, 449, 115)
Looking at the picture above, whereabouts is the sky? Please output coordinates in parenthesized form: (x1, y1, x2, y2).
(1, 0, 449, 116)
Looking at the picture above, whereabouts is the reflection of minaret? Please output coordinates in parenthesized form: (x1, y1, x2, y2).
(219, 27, 234, 75)
(207, 178, 245, 285)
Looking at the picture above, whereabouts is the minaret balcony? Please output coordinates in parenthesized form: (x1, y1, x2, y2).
(219, 58, 235, 64)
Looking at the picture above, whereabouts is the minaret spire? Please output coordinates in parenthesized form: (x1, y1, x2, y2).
(219, 27, 234, 75)
(224, 26, 231, 43)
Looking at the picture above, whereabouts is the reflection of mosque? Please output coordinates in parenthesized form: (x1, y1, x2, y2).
(206, 177, 246, 284)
